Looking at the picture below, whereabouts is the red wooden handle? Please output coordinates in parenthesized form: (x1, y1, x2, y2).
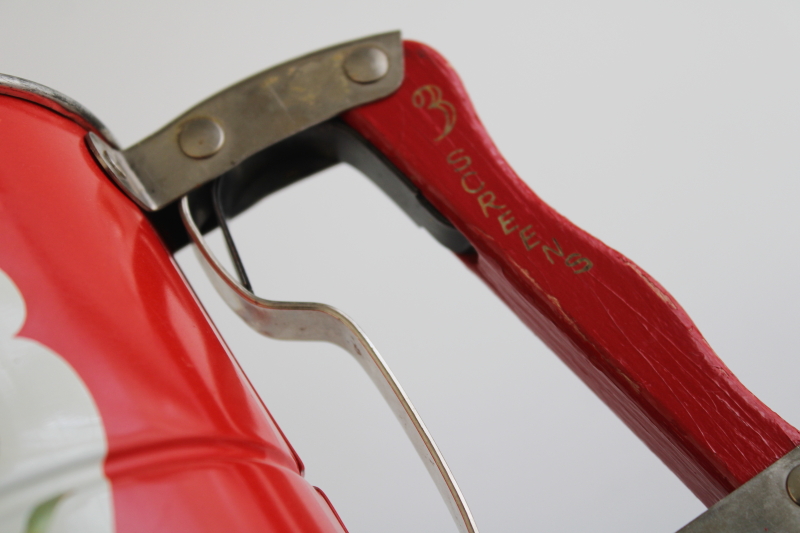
(343, 41, 800, 507)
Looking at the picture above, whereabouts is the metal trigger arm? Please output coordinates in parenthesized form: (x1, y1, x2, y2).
(174, 110, 476, 533)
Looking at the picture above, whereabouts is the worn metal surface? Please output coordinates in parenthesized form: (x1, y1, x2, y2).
(178, 117, 225, 159)
(86, 132, 149, 209)
(788, 465, 800, 505)
(180, 195, 479, 533)
(117, 31, 403, 210)
(343, 46, 390, 83)
(678, 446, 800, 532)
(0, 73, 117, 146)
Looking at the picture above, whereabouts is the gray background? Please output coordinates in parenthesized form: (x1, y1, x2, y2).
(2, 1, 799, 531)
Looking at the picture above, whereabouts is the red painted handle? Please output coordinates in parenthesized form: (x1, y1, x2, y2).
(343, 41, 800, 507)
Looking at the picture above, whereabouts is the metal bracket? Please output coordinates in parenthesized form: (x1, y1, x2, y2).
(678, 446, 800, 532)
(89, 31, 403, 211)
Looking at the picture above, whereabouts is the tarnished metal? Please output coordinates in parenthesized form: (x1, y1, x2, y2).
(180, 194, 479, 533)
(788, 465, 800, 505)
(343, 46, 390, 83)
(678, 446, 800, 532)
(0, 73, 117, 147)
(178, 117, 225, 159)
(86, 132, 148, 207)
(116, 31, 403, 210)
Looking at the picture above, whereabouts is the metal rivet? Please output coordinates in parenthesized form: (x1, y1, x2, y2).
(178, 117, 225, 159)
(788, 465, 800, 505)
(343, 46, 389, 84)
(103, 150, 127, 181)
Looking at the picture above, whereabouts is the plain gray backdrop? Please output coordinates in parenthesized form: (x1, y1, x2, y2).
(2, 1, 799, 531)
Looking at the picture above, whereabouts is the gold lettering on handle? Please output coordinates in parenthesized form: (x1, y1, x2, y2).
(477, 191, 506, 217)
(412, 85, 457, 141)
(572, 260, 593, 274)
(543, 238, 564, 264)
(498, 210, 519, 235)
(519, 225, 541, 250)
(566, 253, 593, 274)
(447, 149, 472, 172)
(414, 83, 594, 275)
(461, 172, 485, 194)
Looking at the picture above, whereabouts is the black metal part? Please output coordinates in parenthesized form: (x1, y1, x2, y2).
(212, 178, 253, 292)
(149, 119, 473, 255)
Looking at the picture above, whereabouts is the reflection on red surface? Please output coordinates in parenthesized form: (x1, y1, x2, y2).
(0, 94, 345, 532)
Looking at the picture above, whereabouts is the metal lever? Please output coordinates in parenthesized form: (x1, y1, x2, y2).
(179, 194, 480, 533)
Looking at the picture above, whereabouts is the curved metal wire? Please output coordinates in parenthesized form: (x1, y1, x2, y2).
(212, 177, 252, 291)
(180, 195, 479, 533)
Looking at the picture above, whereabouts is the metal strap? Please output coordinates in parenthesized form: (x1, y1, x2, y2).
(179, 195, 480, 533)
(92, 32, 404, 211)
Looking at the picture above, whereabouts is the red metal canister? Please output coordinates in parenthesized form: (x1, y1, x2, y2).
(0, 86, 346, 532)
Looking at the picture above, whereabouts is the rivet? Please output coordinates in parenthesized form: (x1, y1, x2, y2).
(178, 117, 225, 159)
(103, 150, 127, 181)
(788, 465, 800, 505)
(343, 46, 389, 84)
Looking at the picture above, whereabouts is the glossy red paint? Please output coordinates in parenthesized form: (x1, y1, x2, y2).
(0, 94, 346, 532)
(343, 40, 800, 507)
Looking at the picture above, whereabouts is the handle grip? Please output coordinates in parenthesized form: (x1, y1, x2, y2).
(343, 40, 800, 506)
